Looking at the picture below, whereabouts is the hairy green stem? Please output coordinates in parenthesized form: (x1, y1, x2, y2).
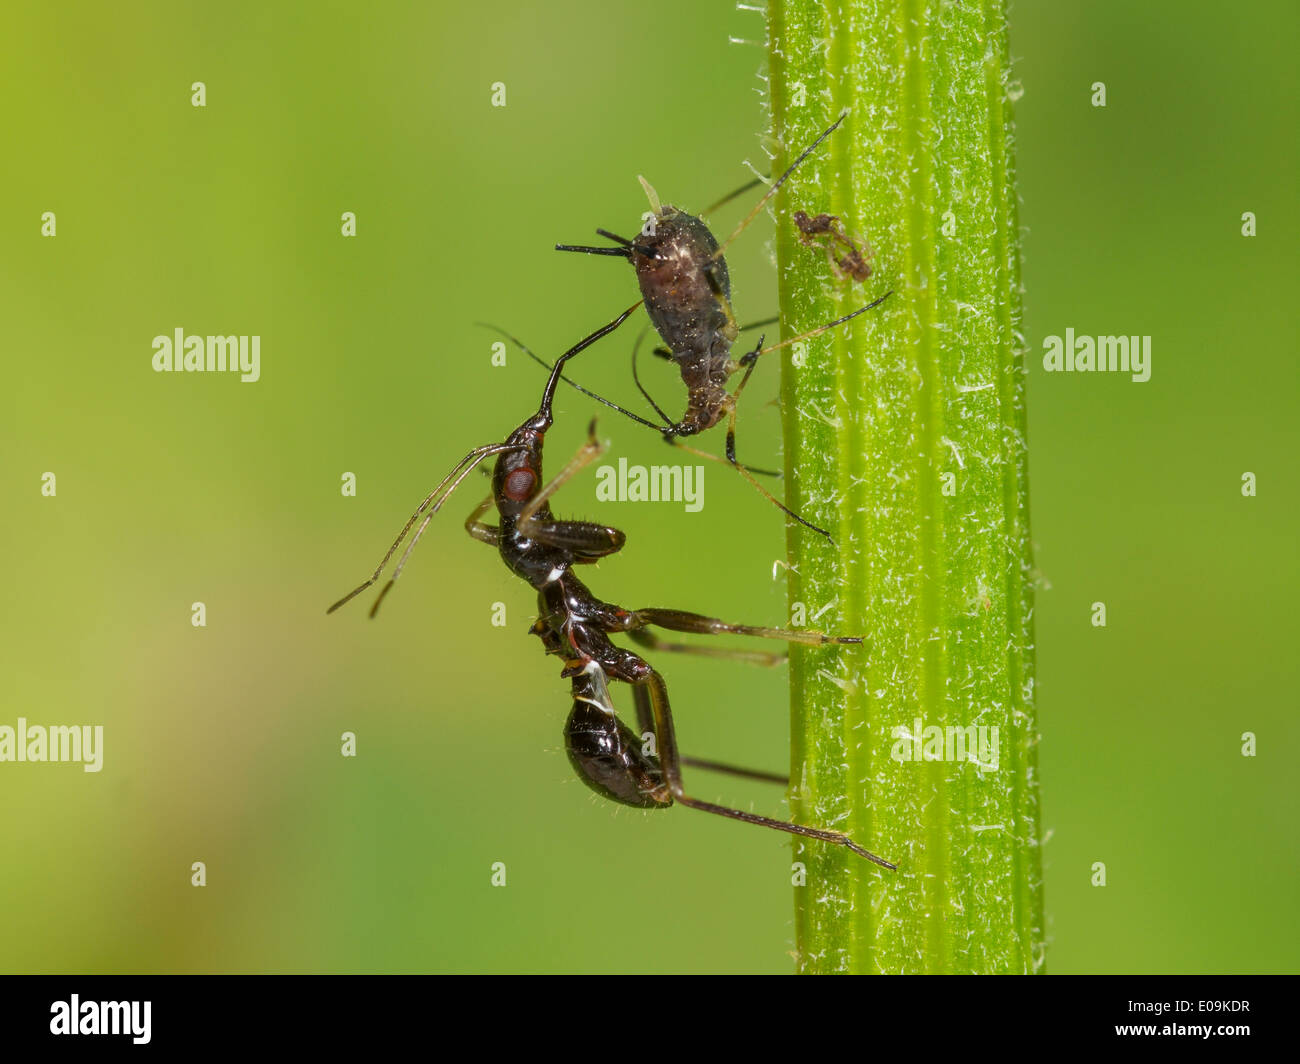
(767, 0, 1043, 973)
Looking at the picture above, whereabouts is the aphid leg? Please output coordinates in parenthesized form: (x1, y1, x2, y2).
(326, 442, 519, 616)
(745, 289, 894, 364)
(629, 329, 783, 482)
(656, 340, 833, 540)
(660, 436, 776, 476)
(619, 606, 862, 648)
(721, 335, 790, 480)
(643, 435, 779, 479)
(626, 628, 787, 668)
(634, 671, 895, 868)
(701, 263, 741, 338)
(655, 313, 780, 356)
(724, 340, 764, 467)
(662, 435, 828, 537)
(630, 685, 787, 785)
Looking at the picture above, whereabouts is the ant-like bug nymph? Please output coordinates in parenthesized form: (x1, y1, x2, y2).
(327, 309, 895, 869)
(553, 112, 895, 543)
(562, 661, 669, 808)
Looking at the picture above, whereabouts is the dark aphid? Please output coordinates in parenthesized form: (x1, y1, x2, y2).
(554, 113, 894, 542)
(794, 209, 873, 283)
(326, 311, 895, 869)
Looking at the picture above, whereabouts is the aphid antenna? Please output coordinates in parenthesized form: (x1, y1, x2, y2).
(553, 242, 629, 258)
(555, 228, 660, 260)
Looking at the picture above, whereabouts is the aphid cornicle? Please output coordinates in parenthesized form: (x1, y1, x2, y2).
(326, 309, 895, 869)
(625, 196, 738, 439)
(553, 112, 894, 542)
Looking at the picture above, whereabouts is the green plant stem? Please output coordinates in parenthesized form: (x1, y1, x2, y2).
(767, 0, 1043, 974)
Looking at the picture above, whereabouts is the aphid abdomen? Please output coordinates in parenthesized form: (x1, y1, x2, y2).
(634, 210, 736, 360)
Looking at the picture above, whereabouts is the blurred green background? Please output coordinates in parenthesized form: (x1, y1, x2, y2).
(0, 1, 1294, 973)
